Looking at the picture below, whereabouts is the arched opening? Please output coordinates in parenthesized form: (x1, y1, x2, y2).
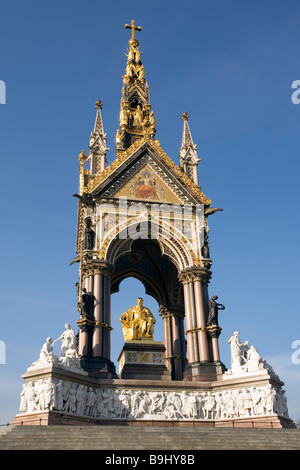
(78, 221, 206, 380)
(108, 238, 187, 380)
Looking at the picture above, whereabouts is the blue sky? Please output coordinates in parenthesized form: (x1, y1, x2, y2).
(0, 0, 300, 424)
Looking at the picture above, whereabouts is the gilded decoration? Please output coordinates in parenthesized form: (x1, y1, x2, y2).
(120, 297, 156, 341)
(95, 204, 201, 267)
(80, 19, 211, 206)
(113, 164, 182, 204)
(76, 19, 213, 270)
(84, 138, 211, 206)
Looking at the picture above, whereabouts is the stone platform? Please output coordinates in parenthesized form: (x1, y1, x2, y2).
(12, 362, 296, 428)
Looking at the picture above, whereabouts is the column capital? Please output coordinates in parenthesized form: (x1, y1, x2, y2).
(159, 305, 184, 319)
(81, 259, 114, 278)
(178, 266, 211, 285)
(159, 306, 172, 319)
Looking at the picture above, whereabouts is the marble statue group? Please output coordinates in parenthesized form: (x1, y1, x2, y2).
(227, 331, 276, 376)
(30, 324, 81, 371)
(19, 325, 289, 423)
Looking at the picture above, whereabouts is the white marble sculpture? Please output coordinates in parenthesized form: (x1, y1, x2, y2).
(226, 331, 276, 376)
(29, 324, 81, 371)
(56, 324, 81, 369)
(30, 337, 59, 369)
(19, 379, 290, 421)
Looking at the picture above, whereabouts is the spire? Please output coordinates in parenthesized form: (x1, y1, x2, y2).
(93, 99, 105, 135)
(89, 99, 109, 174)
(179, 112, 201, 185)
(115, 20, 156, 151)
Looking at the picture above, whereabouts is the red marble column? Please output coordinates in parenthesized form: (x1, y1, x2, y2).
(194, 280, 210, 362)
(92, 273, 103, 357)
(160, 307, 172, 373)
(171, 314, 183, 380)
(211, 335, 220, 362)
(183, 282, 195, 363)
(106, 276, 111, 360)
(102, 275, 112, 360)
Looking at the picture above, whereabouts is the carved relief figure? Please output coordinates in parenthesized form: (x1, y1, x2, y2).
(19, 380, 290, 421)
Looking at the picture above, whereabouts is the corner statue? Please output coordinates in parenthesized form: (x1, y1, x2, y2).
(207, 295, 225, 327)
(120, 298, 156, 341)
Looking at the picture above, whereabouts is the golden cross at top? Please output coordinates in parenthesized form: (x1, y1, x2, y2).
(124, 20, 142, 40)
(182, 111, 189, 121)
(95, 99, 102, 110)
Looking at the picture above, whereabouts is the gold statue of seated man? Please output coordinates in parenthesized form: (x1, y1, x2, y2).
(120, 298, 156, 341)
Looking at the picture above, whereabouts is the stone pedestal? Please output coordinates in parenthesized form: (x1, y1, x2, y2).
(12, 361, 296, 428)
(117, 340, 170, 381)
(183, 361, 225, 382)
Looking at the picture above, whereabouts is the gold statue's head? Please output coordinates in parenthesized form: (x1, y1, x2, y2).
(137, 298, 143, 306)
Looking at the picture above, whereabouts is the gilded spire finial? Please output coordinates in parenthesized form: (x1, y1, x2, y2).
(124, 20, 142, 41)
(95, 99, 102, 110)
(182, 111, 189, 121)
(117, 19, 156, 149)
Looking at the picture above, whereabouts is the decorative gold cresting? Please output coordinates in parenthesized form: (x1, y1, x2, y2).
(115, 20, 156, 150)
(84, 137, 212, 205)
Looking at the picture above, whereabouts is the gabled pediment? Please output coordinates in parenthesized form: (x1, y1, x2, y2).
(111, 163, 183, 204)
(84, 139, 212, 206)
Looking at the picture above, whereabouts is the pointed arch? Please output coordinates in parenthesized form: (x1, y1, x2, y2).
(104, 220, 194, 271)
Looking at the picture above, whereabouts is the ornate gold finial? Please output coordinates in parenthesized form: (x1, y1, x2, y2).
(124, 19, 142, 41)
(78, 150, 88, 195)
(95, 99, 102, 110)
(182, 111, 189, 121)
(78, 150, 88, 164)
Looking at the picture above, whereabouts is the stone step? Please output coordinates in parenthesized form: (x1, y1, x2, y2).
(1, 425, 299, 450)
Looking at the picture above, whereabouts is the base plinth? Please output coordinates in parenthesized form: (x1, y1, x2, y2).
(80, 357, 118, 379)
(183, 361, 225, 382)
(118, 341, 170, 381)
(13, 362, 296, 429)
